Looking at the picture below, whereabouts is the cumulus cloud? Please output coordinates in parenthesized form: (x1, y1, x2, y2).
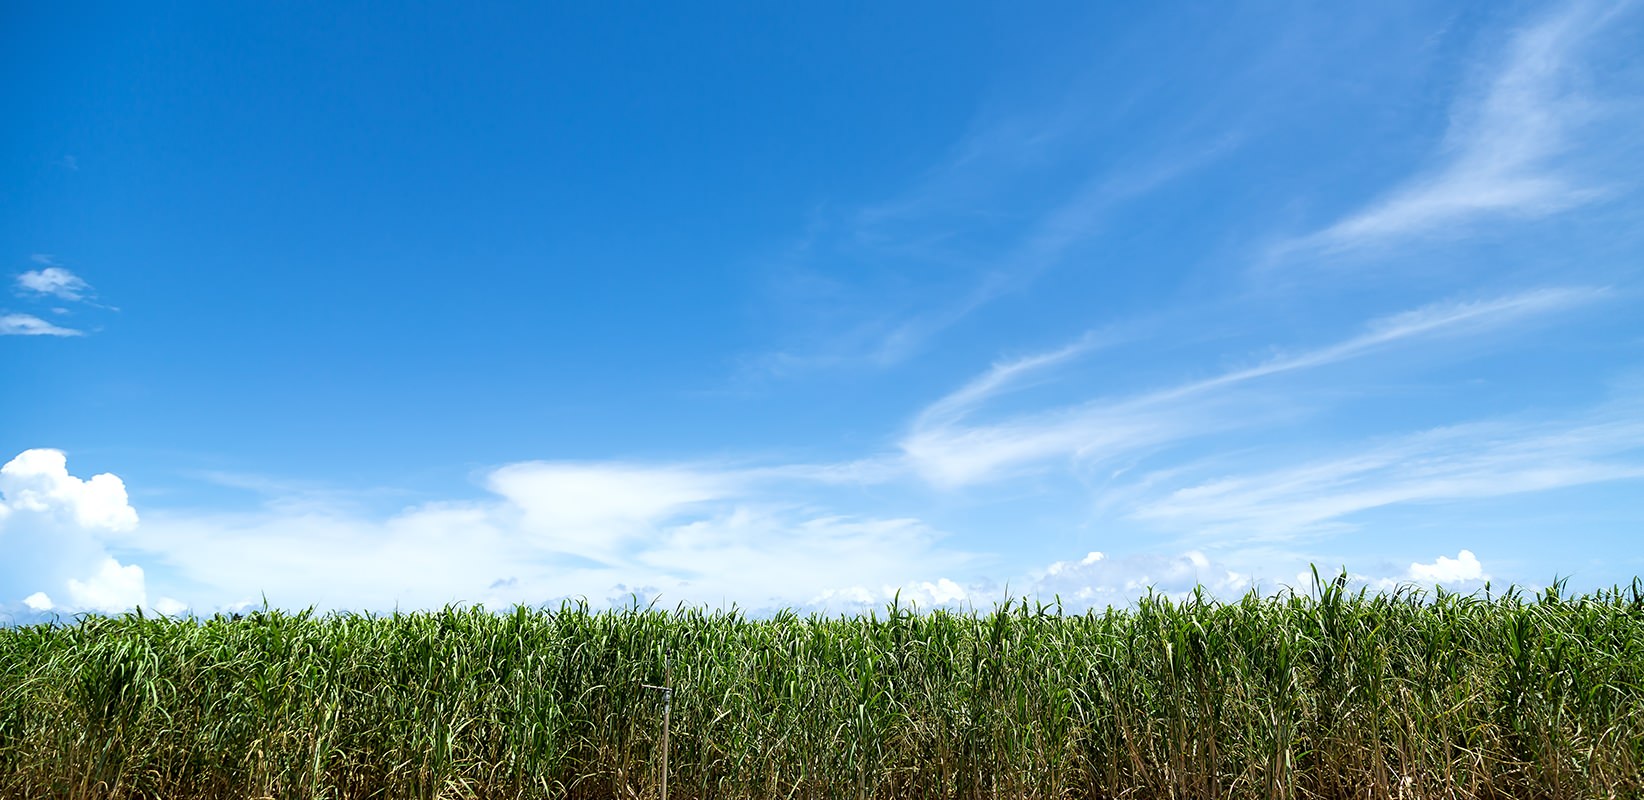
(65, 557, 149, 614)
(0, 449, 153, 614)
(0, 449, 139, 531)
(0, 313, 82, 337)
(1407, 549, 1487, 584)
(1292, 550, 1493, 595)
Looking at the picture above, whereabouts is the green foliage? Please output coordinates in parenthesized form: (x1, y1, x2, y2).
(3, 577, 1643, 799)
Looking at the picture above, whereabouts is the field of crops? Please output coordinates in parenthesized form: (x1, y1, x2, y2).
(3, 577, 1642, 800)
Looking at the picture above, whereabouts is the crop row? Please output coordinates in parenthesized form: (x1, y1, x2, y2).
(3, 576, 1643, 799)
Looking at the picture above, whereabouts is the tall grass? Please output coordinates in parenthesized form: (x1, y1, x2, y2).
(3, 576, 1642, 799)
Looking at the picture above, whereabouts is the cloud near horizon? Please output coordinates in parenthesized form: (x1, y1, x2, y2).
(65, 454, 982, 615)
(0, 445, 1530, 620)
(0, 449, 169, 614)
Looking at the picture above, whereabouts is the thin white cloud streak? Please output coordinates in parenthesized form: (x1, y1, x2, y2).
(0, 313, 82, 337)
(750, 457, 908, 487)
(1160, 287, 1609, 398)
(902, 287, 1607, 488)
(1287, 0, 1637, 254)
(751, 119, 1238, 377)
(915, 328, 1121, 429)
(998, 135, 1241, 281)
(1132, 414, 1644, 540)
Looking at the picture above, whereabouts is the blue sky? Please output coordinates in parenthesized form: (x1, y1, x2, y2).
(4, 1, 1643, 618)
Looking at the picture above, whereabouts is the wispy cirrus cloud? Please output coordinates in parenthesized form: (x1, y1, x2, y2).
(747, 113, 1240, 377)
(913, 327, 1123, 430)
(1132, 411, 1644, 541)
(1283, 0, 1641, 255)
(901, 287, 1608, 488)
(77, 286, 1604, 613)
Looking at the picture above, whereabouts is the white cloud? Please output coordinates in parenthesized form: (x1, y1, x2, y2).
(901, 288, 1604, 488)
(486, 462, 737, 561)
(16, 266, 91, 301)
(1131, 413, 1644, 540)
(0, 449, 139, 531)
(0, 313, 82, 337)
(745, 85, 1239, 379)
(636, 509, 967, 610)
(913, 328, 1119, 431)
(1028, 549, 1254, 609)
(1, 450, 147, 614)
(65, 557, 148, 614)
(808, 576, 974, 613)
(0, 447, 1597, 615)
(1408, 549, 1487, 584)
(1296, 550, 1493, 594)
(90, 457, 970, 613)
(1023, 547, 1495, 610)
(1291, 0, 1638, 252)
(151, 597, 188, 616)
(903, 577, 968, 605)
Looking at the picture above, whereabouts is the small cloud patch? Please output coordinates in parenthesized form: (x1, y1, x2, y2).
(0, 313, 82, 337)
(16, 265, 91, 301)
(1408, 549, 1487, 584)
